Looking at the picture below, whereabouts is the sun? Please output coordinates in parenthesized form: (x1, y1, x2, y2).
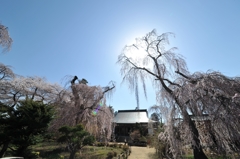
(125, 44, 150, 67)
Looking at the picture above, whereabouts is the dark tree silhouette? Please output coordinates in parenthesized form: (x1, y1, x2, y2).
(58, 124, 95, 159)
(0, 100, 54, 157)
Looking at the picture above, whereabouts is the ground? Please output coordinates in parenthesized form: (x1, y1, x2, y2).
(128, 146, 155, 159)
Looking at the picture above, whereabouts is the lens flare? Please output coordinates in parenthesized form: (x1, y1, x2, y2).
(92, 102, 103, 116)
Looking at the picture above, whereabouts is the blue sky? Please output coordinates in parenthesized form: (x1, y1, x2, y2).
(1, 0, 240, 113)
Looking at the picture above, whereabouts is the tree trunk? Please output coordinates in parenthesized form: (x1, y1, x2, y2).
(69, 150, 76, 159)
(173, 96, 208, 159)
(0, 141, 9, 157)
(191, 122, 208, 159)
(193, 146, 208, 159)
(160, 75, 208, 158)
(15, 146, 28, 157)
(182, 108, 208, 159)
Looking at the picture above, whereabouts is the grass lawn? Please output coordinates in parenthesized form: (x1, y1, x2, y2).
(31, 141, 126, 159)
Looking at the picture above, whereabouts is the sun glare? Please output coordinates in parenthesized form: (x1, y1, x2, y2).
(123, 29, 154, 67)
(125, 46, 150, 68)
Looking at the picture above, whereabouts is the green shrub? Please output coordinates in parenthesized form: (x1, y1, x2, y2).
(113, 151, 117, 157)
(96, 142, 105, 147)
(106, 151, 114, 159)
(139, 136, 147, 142)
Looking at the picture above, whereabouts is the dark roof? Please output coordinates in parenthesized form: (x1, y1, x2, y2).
(118, 109, 147, 112)
(114, 109, 151, 124)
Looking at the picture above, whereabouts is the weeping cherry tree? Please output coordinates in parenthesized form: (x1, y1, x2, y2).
(117, 30, 208, 159)
(174, 71, 240, 156)
(50, 76, 115, 141)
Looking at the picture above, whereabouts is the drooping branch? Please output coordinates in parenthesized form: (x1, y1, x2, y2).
(124, 57, 159, 79)
(102, 83, 115, 94)
(0, 63, 14, 80)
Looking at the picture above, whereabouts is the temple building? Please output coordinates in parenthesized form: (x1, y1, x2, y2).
(113, 109, 155, 142)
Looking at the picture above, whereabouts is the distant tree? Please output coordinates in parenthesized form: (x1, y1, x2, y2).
(0, 100, 54, 157)
(0, 75, 63, 107)
(150, 112, 160, 122)
(50, 76, 115, 141)
(0, 64, 62, 157)
(130, 123, 148, 143)
(114, 111, 118, 117)
(0, 63, 14, 80)
(130, 130, 141, 142)
(0, 23, 13, 52)
(148, 126, 168, 159)
(150, 112, 161, 128)
(58, 124, 95, 159)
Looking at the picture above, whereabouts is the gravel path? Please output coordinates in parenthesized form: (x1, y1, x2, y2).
(128, 146, 155, 159)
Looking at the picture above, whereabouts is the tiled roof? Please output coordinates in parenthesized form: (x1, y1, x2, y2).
(113, 109, 151, 123)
